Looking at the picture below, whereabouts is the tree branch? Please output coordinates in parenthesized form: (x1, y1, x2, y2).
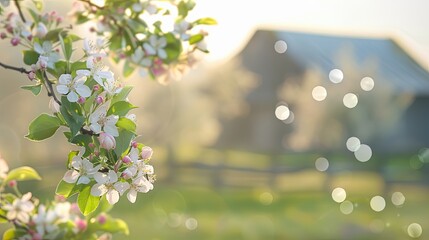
(14, 0, 26, 23)
(42, 71, 62, 106)
(0, 61, 31, 74)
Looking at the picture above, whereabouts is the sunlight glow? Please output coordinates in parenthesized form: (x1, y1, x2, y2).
(274, 40, 288, 53)
(370, 196, 386, 212)
(408, 223, 423, 238)
(343, 93, 358, 108)
(354, 144, 372, 162)
(312, 86, 327, 101)
(315, 157, 329, 172)
(329, 69, 344, 83)
(360, 77, 375, 91)
(332, 188, 347, 203)
(340, 201, 354, 215)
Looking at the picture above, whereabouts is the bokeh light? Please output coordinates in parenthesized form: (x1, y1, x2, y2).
(329, 69, 344, 83)
(370, 196, 386, 212)
(354, 144, 372, 162)
(343, 93, 358, 108)
(360, 77, 375, 91)
(391, 192, 405, 206)
(340, 200, 354, 215)
(346, 136, 361, 152)
(275, 105, 290, 121)
(185, 218, 198, 230)
(282, 110, 295, 124)
(331, 187, 347, 203)
(315, 157, 329, 172)
(259, 192, 274, 205)
(274, 40, 287, 54)
(312, 86, 327, 101)
(407, 223, 423, 238)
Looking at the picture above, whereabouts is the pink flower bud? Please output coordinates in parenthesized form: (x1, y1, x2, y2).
(98, 132, 116, 150)
(141, 146, 153, 160)
(98, 214, 107, 224)
(56, 16, 63, 24)
(119, 52, 126, 59)
(8, 180, 17, 188)
(93, 85, 100, 91)
(28, 71, 36, 80)
(88, 142, 95, 148)
(131, 141, 138, 148)
(10, 37, 20, 46)
(27, 35, 33, 41)
(6, 25, 13, 34)
(55, 195, 66, 202)
(94, 151, 100, 157)
(70, 203, 80, 214)
(89, 27, 96, 32)
(122, 155, 132, 164)
(75, 218, 87, 232)
(0, 33, 6, 39)
(121, 169, 133, 180)
(77, 96, 86, 104)
(95, 96, 104, 104)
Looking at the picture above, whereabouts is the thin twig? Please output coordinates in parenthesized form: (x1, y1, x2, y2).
(0, 61, 31, 74)
(78, 0, 105, 10)
(80, 127, 97, 136)
(14, 0, 26, 23)
(42, 71, 62, 106)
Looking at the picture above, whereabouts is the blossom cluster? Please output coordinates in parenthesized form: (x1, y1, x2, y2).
(0, 155, 127, 239)
(71, 0, 216, 84)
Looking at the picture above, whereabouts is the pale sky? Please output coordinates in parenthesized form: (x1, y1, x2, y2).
(191, 0, 429, 64)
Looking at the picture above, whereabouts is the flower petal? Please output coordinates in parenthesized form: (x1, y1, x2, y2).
(77, 176, 90, 185)
(107, 170, 118, 183)
(76, 85, 91, 98)
(67, 91, 79, 102)
(90, 123, 102, 134)
(76, 69, 91, 77)
(104, 124, 119, 137)
(114, 182, 130, 195)
(127, 189, 137, 203)
(158, 49, 167, 59)
(59, 74, 72, 85)
(91, 183, 107, 196)
(106, 189, 119, 204)
(63, 170, 79, 183)
(143, 43, 156, 55)
(56, 85, 69, 95)
(94, 172, 108, 184)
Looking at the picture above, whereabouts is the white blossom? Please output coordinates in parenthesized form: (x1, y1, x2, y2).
(56, 74, 91, 102)
(174, 20, 191, 40)
(89, 101, 119, 137)
(143, 35, 167, 59)
(0, 155, 8, 179)
(127, 176, 153, 203)
(90, 170, 129, 205)
(63, 155, 100, 185)
(0, 0, 10, 7)
(34, 41, 60, 68)
(2, 192, 34, 223)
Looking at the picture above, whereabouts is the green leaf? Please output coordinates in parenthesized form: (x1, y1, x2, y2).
(0, 209, 7, 223)
(116, 117, 136, 133)
(114, 129, 135, 157)
(21, 84, 42, 96)
(59, 35, 73, 61)
(164, 33, 182, 63)
(178, 1, 189, 18)
(188, 34, 204, 45)
(107, 101, 137, 117)
(123, 61, 135, 77)
(54, 60, 68, 76)
(78, 185, 101, 216)
(87, 196, 113, 219)
(44, 28, 66, 42)
(23, 50, 39, 65)
(194, 17, 217, 25)
(25, 114, 61, 141)
(5, 166, 41, 182)
(55, 180, 82, 198)
(3, 229, 18, 240)
(60, 97, 85, 137)
(71, 61, 87, 73)
(109, 35, 123, 51)
(68, 34, 82, 42)
(28, 8, 40, 22)
(87, 214, 129, 235)
(111, 86, 132, 104)
(67, 150, 79, 167)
